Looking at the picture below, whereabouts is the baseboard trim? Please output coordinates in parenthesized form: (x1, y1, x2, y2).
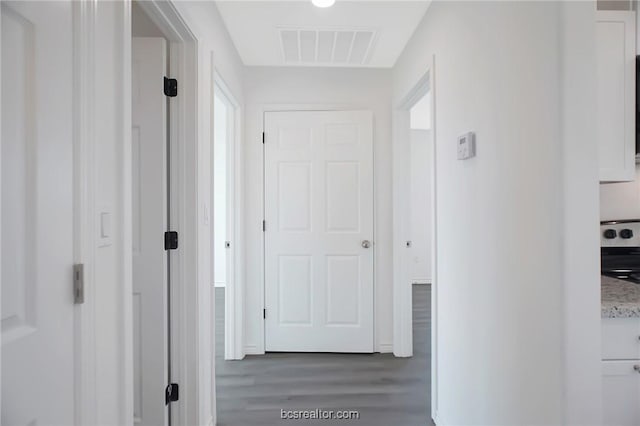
(378, 343, 393, 353)
(244, 344, 391, 355)
(244, 345, 261, 355)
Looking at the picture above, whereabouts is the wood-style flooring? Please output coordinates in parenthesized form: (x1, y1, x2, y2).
(215, 285, 433, 426)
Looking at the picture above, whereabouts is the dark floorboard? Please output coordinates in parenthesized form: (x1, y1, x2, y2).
(215, 285, 433, 426)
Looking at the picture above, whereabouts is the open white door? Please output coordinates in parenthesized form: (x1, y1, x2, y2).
(1, 1, 75, 424)
(132, 37, 169, 426)
(264, 110, 374, 353)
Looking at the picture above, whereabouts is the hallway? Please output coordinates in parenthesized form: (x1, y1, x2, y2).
(215, 285, 432, 426)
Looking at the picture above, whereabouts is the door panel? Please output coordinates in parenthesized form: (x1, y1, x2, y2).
(132, 37, 168, 426)
(265, 110, 374, 353)
(1, 1, 75, 424)
(602, 361, 640, 426)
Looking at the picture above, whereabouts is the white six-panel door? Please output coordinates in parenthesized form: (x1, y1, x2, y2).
(1, 1, 75, 424)
(264, 110, 374, 353)
(132, 37, 169, 426)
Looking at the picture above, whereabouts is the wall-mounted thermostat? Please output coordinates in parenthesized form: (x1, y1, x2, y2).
(457, 132, 476, 160)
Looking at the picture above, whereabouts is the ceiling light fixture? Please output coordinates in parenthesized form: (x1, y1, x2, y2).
(312, 0, 335, 8)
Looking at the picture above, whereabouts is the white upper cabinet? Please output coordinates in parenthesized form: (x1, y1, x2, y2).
(597, 11, 636, 182)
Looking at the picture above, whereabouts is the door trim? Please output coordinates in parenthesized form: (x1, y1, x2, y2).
(72, 2, 99, 424)
(0, 8, 3, 418)
(134, 2, 200, 425)
(392, 56, 438, 422)
(72, 1, 202, 425)
(259, 104, 377, 355)
(213, 72, 244, 361)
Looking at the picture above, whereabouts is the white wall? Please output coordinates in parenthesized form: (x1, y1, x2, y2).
(409, 129, 432, 283)
(173, 2, 244, 102)
(410, 92, 432, 130)
(243, 66, 393, 353)
(393, 1, 600, 424)
(600, 165, 640, 220)
(132, 2, 164, 38)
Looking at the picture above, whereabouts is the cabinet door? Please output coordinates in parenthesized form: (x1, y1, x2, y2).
(597, 11, 636, 182)
(603, 361, 640, 426)
(602, 318, 640, 361)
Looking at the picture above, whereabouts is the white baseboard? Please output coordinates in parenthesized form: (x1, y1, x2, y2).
(378, 343, 393, 353)
(244, 344, 391, 355)
(412, 279, 432, 285)
(244, 344, 261, 355)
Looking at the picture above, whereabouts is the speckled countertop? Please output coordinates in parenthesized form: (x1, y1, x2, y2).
(602, 276, 640, 318)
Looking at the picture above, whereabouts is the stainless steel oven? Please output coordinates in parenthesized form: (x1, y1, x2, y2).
(601, 220, 640, 283)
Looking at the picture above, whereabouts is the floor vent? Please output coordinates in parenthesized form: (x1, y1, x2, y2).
(278, 27, 377, 66)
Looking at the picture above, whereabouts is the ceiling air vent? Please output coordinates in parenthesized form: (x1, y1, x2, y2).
(278, 27, 377, 66)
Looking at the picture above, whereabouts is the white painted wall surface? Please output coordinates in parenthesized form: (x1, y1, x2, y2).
(173, 2, 244, 103)
(393, 1, 600, 424)
(560, 3, 601, 424)
(409, 129, 432, 283)
(600, 166, 640, 220)
(410, 92, 432, 130)
(243, 67, 393, 353)
(132, 2, 164, 38)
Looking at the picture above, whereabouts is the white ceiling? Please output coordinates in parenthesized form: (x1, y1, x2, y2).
(215, 1, 431, 68)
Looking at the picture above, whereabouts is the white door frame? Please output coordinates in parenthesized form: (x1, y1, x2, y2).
(72, 2, 128, 424)
(212, 72, 244, 360)
(73, 1, 203, 424)
(259, 104, 378, 354)
(135, 2, 201, 425)
(391, 57, 438, 420)
(0, 9, 3, 417)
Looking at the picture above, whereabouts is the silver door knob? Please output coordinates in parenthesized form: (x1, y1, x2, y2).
(362, 240, 371, 249)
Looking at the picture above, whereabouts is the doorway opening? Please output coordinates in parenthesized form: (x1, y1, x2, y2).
(393, 62, 437, 419)
(127, 2, 202, 424)
(408, 91, 433, 288)
(212, 75, 241, 361)
(407, 90, 433, 371)
(131, 3, 171, 425)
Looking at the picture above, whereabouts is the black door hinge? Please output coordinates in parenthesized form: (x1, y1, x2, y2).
(262, 220, 266, 232)
(263, 308, 266, 319)
(164, 231, 178, 250)
(164, 77, 178, 97)
(262, 132, 265, 144)
(165, 383, 179, 405)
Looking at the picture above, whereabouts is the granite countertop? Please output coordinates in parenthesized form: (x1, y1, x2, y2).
(602, 275, 640, 318)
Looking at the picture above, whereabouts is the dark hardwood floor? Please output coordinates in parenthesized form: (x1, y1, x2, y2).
(215, 285, 432, 426)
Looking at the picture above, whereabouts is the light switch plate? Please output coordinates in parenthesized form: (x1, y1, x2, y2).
(98, 208, 112, 248)
(457, 132, 476, 160)
(100, 212, 111, 238)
